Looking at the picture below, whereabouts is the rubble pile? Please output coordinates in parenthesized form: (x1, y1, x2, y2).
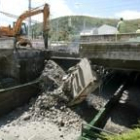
(86, 93, 106, 110)
(40, 60, 66, 91)
(28, 92, 83, 130)
(24, 60, 83, 130)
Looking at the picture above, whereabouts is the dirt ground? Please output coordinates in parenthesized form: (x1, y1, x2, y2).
(0, 109, 81, 140)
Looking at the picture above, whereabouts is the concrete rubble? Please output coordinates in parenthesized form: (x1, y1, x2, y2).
(26, 60, 84, 129)
(0, 59, 87, 140)
(0, 59, 101, 140)
(62, 58, 100, 106)
(40, 60, 66, 90)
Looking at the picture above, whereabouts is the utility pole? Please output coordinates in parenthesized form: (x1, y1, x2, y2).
(83, 18, 86, 30)
(28, 0, 31, 38)
(68, 17, 72, 27)
(56, 19, 59, 41)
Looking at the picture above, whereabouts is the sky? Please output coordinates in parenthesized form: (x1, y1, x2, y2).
(0, 0, 140, 25)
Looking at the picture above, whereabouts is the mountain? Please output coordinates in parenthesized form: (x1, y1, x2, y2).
(32, 15, 140, 40)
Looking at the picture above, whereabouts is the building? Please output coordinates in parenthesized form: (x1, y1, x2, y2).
(80, 24, 117, 36)
(98, 24, 117, 34)
(80, 28, 98, 36)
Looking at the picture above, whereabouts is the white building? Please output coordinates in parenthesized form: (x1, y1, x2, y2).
(80, 24, 117, 36)
(80, 28, 98, 36)
(98, 24, 117, 34)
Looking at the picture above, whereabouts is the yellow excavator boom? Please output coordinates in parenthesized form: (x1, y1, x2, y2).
(0, 3, 50, 37)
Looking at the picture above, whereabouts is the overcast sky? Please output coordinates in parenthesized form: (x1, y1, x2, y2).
(0, 0, 140, 25)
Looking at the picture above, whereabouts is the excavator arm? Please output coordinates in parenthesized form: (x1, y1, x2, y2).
(0, 3, 49, 38)
(0, 3, 50, 49)
(0, 3, 50, 48)
(14, 3, 49, 35)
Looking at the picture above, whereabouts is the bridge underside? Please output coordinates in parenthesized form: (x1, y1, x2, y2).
(49, 42, 140, 71)
(78, 33, 140, 71)
(80, 42, 140, 71)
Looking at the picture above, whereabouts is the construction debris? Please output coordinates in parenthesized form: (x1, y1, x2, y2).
(22, 58, 101, 131)
(40, 60, 66, 91)
(23, 60, 84, 130)
(62, 58, 100, 106)
(0, 60, 86, 140)
(0, 59, 101, 140)
(26, 59, 100, 127)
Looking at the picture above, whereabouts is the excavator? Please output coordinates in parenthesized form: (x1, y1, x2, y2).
(0, 3, 50, 48)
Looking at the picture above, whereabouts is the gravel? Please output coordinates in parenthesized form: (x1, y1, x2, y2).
(27, 60, 84, 130)
(0, 60, 84, 140)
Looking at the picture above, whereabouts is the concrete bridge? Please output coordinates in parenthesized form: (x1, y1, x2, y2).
(50, 33, 140, 71)
(80, 33, 140, 71)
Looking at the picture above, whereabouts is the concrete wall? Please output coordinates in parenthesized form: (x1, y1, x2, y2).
(80, 42, 140, 71)
(0, 49, 46, 83)
(0, 37, 14, 49)
(0, 82, 40, 116)
(0, 37, 47, 116)
(0, 48, 46, 116)
(16, 49, 46, 83)
(79, 33, 140, 71)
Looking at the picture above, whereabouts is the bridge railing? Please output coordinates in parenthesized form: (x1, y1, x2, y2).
(48, 40, 80, 54)
(80, 33, 140, 43)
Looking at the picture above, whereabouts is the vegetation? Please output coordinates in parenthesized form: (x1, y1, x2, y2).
(32, 15, 140, 40)
(101, 128, 140, 140)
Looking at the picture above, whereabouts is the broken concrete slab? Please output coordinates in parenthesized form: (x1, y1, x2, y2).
(40, 60, 66, 91)
(62, 58, 100, 106)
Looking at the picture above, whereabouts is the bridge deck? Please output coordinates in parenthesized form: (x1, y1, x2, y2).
(79, 33, 140, 71)
(50, 33, 140, 71)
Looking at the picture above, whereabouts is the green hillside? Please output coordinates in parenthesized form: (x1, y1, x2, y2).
(32, 15, 140, 41)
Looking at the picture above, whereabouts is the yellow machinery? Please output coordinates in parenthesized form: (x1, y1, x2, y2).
(0, 3, 50, 47)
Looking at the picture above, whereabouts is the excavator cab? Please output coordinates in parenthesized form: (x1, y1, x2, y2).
(13, 22, 27, 36)
(0, 23, 27, 37)
(20, 23, 27, 35)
